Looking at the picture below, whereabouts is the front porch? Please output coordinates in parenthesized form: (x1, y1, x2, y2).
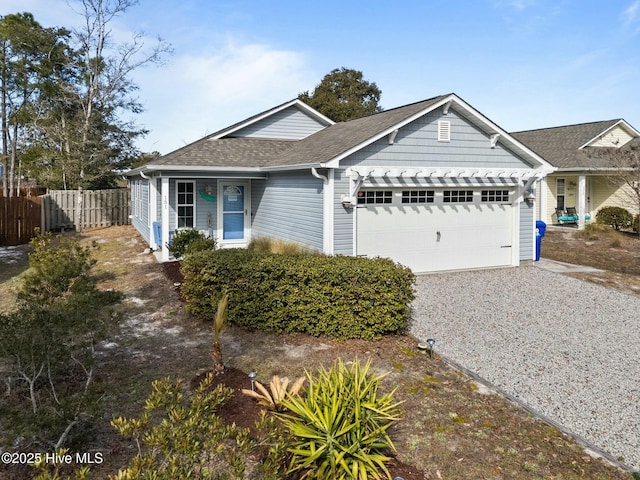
(146, 175, 261, 261)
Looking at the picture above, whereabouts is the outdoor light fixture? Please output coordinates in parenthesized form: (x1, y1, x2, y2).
(248, 372, 257, 391)
(426, 338, 436, 359)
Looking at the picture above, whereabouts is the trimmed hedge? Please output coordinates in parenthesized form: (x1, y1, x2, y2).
(180, 249, 415, 340)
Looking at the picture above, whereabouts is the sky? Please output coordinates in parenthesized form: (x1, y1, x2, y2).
(2, 0, 640, 155)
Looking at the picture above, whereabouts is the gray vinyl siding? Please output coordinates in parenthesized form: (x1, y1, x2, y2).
(168, 179, 218, 237)
(342, 109, 533, 169)
(251, 171, 324, 250)
(519, 201, 534, 261)
(233, 106, 326, 140)
(131, 177, 151, 245)
(333, 169, 354, 255)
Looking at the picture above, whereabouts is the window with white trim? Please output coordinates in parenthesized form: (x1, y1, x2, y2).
(481, 190, 509, 202)
(357, 190, 392, 204)
(401, 190, 434, 204)
(176, 181, 195, 228)
(556, 178, 565, 210)
(443, 190, 473, 203)
(438, 120, 451, 142)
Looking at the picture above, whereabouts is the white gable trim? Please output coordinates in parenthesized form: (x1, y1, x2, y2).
(213, 99, 334, 139)
(578, 119, 640, 150)
(324, 94, 555, 173)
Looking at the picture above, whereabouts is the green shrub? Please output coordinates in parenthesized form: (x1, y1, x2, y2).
(0, 232, 122, 450)
(633, 214, 639, 233)
(279, 358, 402, 480)
(180, 250, 415, 340)
(595, 206, 633, 230)
(106, 374, 292, 480)
(168, 229, 215, 258)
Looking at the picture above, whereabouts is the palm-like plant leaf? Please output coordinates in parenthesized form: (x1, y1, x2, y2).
(279, 358, 403, 479)
(241, 375, 305, 411)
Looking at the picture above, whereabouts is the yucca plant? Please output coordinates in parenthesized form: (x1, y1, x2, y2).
(278, 358, 403, 480)
(212, 294, 228, 375)
(241, 375, 306, 412)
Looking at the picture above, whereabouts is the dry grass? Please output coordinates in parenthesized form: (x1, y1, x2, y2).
(0, 225, 637, 479)
(541, 225, 640, 296)
(248, 236, 314, 255)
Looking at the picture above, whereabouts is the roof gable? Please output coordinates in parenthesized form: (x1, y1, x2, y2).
(132, 93, 553, 175)
(309, 93, 552, 172)
(512, 119, 640, 169)
(213, 99, 334, 140)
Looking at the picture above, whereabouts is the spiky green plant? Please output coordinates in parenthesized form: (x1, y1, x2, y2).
(212, 294, 228, 375)
(278, 358, 403, 480)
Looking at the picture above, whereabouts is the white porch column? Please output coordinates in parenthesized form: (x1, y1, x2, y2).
(539, 179, 548, 223)
(577, 175, 586, 229)
(161, 177, 170, 261)
(149, 176, 158, 249)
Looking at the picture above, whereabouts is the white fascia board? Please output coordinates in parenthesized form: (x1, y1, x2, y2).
(212, 99, 334, 139)
(294, 100, 336, 126)
(448, 94, 556, 173)
(555, 166, 635, 173)
(578, 119, 640, 150)
(144, 164, 261, 173)
(261, 162, 325, 172)
(324, 97, 454, 168)
(323, 93, 554, 173)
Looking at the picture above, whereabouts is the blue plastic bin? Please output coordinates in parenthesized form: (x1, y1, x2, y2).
(535, 220, 546, 261)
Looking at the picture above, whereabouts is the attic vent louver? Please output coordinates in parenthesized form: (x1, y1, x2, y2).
(438, 120, 451, 142)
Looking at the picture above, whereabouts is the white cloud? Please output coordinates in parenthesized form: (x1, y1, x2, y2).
(622, 0, 640, 32)
(492, 0, 538, 11)
(132, 39, 314, 153)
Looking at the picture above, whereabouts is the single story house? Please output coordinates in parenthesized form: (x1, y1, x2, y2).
(512, 119, 640, 228)
(127, 93, 554, 273)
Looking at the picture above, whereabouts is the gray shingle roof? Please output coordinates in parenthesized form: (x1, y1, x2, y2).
(272, 96, 448, 167)
(511, 120, 623, 169)
(141, 95, 450, 171)
(152, 138, 296, 168)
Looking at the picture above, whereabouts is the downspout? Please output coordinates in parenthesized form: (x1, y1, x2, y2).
(310, 167, 327, 183)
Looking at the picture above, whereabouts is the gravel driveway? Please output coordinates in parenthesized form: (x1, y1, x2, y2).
(409, 266, 640, 472)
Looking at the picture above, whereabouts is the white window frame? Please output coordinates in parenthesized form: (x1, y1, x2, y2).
(357, 190, 393, 204)
(401, 190, 435, 204)
(176, 180, 196, 229)
(556, 178, 565, 210)
(481, 189, 510, 203)
(443, 190, 473, 203)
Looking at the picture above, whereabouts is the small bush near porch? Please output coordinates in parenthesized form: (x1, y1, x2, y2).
(180, 249, 415, 340)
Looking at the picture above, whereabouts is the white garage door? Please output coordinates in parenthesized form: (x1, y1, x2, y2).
(356, 188, 514, 273)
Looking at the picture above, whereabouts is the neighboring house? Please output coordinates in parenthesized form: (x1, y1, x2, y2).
(512, 120, 640, 228)
(127, 93, 554, 273)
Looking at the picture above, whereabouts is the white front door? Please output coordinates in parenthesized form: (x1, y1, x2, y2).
(217, 181, 250, 247)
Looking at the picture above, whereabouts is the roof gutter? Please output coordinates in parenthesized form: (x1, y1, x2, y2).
(554, 167, 636, 172)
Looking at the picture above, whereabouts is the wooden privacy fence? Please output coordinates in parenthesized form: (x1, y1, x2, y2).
(0, 189, 130, 246)
(42, 189, 131, 231)
(0, 196, 42, 246)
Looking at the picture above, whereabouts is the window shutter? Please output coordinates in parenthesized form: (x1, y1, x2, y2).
(438, 120, 451, 142)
